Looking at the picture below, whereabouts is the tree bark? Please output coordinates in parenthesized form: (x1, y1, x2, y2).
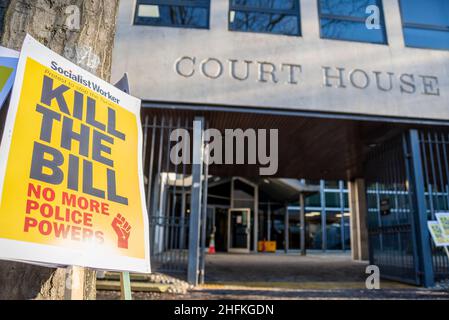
(0, 0, 120, 300)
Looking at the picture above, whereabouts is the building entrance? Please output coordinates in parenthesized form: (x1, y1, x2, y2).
(212, 207, 228, 253)
(228, 209, 251, 253)
(140, 108, 449, 287)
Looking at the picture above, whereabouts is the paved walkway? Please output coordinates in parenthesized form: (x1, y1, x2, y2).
(195, 252, 448, 299)
(98, 287, 449, 300)
(205, 252, 379, 288)
(97, 252, 449, 300)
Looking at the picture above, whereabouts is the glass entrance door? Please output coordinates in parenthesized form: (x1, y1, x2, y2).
(228, 208, 251, 253)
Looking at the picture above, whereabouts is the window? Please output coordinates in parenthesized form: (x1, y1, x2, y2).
(229, 0, 301, 36)
(325, 192, 340, 208)
(400, 0, 449, 50)
(134, 0, 210, 29)
(318, 0, 387, 44)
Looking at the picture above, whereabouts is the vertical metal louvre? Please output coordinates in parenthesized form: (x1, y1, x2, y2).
(141, 114, 209, 277)
(418, 131, 449, 281)
(365, 134, 420, 285)
(365, 130, 449, 285)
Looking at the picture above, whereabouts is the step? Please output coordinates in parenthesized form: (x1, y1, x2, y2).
(101, 272, 149, 282)
(96, 280, 170, 293)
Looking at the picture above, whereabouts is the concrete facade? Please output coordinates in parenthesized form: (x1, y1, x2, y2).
(112, 0, 449, 121)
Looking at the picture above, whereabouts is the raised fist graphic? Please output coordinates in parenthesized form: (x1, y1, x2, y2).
(111, 214, 131, 249)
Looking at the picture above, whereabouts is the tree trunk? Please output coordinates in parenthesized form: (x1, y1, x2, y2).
(0, 0, 120, 300)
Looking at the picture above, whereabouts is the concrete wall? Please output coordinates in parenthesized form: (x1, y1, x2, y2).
(112, 1, 449, 121)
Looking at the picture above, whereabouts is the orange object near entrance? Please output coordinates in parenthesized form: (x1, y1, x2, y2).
(208, 234, 216, 254)
(258, 241, 276, 252)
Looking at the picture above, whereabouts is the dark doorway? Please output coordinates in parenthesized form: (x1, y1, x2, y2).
(215, 207, 228, 252)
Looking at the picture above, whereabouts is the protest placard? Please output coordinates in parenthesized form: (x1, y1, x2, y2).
(0, 35, 150, 273)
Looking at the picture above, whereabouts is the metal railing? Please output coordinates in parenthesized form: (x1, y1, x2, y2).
(141, 114, 209, 281)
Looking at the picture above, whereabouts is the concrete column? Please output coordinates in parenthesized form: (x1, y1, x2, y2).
(267, 202, 271, 241)
(301, 0, 320, 40)
(382, 0, 404, 51)
(284, 207, 289, 253)
(253, 185, 259, 253)
(187, 118, 204, 286)
(230, 178, 235, 208)
(300, 193, 306, 256)
(320, 180, 326, 252)
(339, 180, 345, 252)
(348, 179, 369, 261)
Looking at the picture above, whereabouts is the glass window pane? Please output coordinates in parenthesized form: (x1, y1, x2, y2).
(343, 193, 349, 208)
(320, 18, 387, 44)
(400, 0, 449, 50)
(135, 2, 209, 29)
(325, 192, 340, 208)
(319, 0, 381, 19)
(403, 27, 449, 50)
(306, 212, 322, 250)
(288, 213, 300, 249)
(325, 180, 339, 189)
(305, 193, 321, 207)
(326, 212, 342, 250)
(231, 0, 295, 10)
(344, 217, 351, 249)
(138, 5, 160, 18)
(400, 0, 449, 27)
(230, 11, 300, 36)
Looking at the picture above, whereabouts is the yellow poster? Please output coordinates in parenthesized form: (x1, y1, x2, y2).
(0, 35, 150, 273)
(436, 212, 449, 238)
(428, 221, 449, 247)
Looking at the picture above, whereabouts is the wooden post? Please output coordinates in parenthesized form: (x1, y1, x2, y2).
(64, 266, 85, 300)
(120, 272, 132, 300)
(114, 75, 133, 300)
